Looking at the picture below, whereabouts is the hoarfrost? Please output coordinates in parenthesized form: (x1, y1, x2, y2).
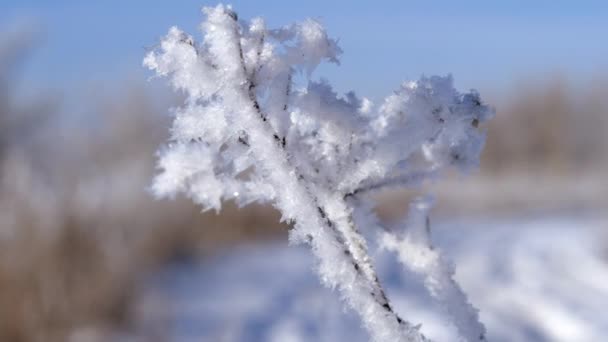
(144, 4, 494, 341)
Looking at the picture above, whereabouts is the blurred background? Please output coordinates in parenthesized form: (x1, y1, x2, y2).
(0, 1, 607, 341)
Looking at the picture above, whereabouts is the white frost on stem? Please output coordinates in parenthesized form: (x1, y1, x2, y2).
(144, 4, 493, 341)
(381, 198, 487, 341)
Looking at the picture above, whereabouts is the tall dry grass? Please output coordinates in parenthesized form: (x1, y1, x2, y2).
(0, 30, 285, 341)
(484, 75, 608, 174)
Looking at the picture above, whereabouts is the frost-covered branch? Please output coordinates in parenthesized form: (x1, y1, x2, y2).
(144, 4, 493, 341)
(381, 198, 487, 341)
(345, 170, 439, 199)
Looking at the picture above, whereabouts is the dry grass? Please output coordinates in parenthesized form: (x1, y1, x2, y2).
(0, 196, 285, 341)
(483, 75, 608, 174)
(0, 35, 286, 339)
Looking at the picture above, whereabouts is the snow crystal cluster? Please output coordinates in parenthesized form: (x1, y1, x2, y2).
(144, 4, 494, 342)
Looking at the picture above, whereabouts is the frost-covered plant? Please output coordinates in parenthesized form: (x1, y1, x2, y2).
(144, 4, 493, 342)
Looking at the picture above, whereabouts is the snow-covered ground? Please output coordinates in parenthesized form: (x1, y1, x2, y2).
(134, 215, 608, 342)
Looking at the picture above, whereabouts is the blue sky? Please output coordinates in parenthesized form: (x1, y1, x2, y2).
(2, 0, 608, 100)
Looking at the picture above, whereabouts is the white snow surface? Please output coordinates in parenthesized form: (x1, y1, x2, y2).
(133, 215, 608, 342)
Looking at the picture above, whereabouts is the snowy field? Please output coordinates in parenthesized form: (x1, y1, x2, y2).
(134, 215, 608, 342)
